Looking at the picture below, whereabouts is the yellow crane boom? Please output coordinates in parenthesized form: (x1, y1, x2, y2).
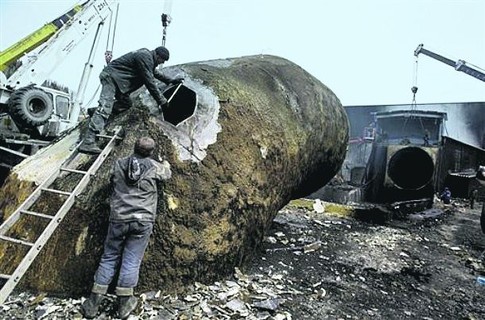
(0, 2, 85, 71)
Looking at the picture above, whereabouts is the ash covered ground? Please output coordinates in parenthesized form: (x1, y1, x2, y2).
(1, 199, 485, 319)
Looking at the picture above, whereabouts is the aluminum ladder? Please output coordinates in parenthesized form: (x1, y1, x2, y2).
(0, 126, 123, 304)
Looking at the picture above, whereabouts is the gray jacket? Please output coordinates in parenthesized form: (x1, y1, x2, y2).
(110, 154, 172, 222)
(104, 48, 172, 105)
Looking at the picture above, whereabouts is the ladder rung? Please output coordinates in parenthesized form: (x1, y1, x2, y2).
(41, 188, 72, 196)
(0, 235, 34, 247)
(60, 168, 88, 175)
(0, 274, 11, 280)
(96, 133, 123, 140)
(0, 146, 28, 159)
(20, 210, 54, 220)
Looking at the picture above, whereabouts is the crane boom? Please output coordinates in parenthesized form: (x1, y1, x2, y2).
(4, 0, 117, 90)
(414, 44, 485, 82)
(0, 3, 84, 72)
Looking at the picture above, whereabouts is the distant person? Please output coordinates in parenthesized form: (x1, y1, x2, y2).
(423, 130, 430, 146)
(476, 166, 485, 233)
(79, 46, 183, 154)
(477, 166, 485, 182)
(81, 137, 172, 319)
(470, 189, 478, 209)
(440, 187, 452, 204)
(481, 199, 485, 234)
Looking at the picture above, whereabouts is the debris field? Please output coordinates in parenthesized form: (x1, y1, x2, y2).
(1, 198, 485, 319)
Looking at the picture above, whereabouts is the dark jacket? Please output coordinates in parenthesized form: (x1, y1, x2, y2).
(440, 189, 451, 204)
(104, 48, 172, 105)
(110, 155, 172, 222)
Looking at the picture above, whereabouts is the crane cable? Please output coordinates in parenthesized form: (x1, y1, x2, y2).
(83, 2, 120, 112)
(104, 2, 120, 64)
(411, 55, 419, 109)
(401, 53, 426, 138)
(162, 0, 173, 46)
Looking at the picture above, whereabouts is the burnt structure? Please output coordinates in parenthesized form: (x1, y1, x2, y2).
(363, 110, 444, 204)
(439, 137, 485, 198)
(343, 102, 485, 204)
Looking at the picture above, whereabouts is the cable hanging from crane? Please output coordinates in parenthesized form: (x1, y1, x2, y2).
(84, 2, 120, 112)
(161, 0, 173, 46)
(401, 49, 427, 138)
(411, 54, 419, 109)
(104, 2, 120, 64)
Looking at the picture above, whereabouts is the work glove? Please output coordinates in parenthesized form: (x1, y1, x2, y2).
(170, 76, 184, 85)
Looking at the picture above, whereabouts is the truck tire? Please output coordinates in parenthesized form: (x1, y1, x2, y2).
(8, 86, 53, 128)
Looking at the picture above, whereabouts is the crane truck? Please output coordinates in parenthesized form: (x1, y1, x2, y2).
(0, 0, 118, 177)
(414, 44, 485, 82)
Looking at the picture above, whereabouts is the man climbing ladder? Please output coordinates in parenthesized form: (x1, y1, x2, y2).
(79, 46, 183, 154)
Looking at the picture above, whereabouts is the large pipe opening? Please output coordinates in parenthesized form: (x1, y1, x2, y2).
(388, 147, 434, 190)
(162, 84, 197, 126)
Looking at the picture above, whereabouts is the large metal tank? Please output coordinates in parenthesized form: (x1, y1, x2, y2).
(0, 55, 349, 295)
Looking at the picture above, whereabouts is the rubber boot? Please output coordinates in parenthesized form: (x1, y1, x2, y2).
(81, 292, 104, 319)
(118, 295, 138, 319)
(79, 129, 102, 154)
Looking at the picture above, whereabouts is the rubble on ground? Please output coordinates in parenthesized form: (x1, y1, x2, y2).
(1, 198, 485, 319)
(1, 266, 297, 319)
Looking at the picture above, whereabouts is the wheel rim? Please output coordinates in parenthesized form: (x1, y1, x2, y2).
(29, 98, 47, 115)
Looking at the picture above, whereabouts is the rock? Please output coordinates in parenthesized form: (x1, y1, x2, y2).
(225, 298, 248, 314)
(303, 241, 322, 253)
(0, 55, 348, 296)
(253, 298, 280, 311)
(313, 199, 325, 213)
(408, 208, 444, 221)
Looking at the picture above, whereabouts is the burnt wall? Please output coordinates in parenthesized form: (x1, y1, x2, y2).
(345, 102, 485, 149)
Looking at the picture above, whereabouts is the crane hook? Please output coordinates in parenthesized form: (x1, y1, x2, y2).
(411, 86, 418, 103)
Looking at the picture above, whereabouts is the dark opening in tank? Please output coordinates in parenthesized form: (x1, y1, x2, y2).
(162, 84, 197, 126)
(387, 147, 434, 190)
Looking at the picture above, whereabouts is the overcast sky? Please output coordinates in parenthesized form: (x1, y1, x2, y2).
(1, 0, 484, 107)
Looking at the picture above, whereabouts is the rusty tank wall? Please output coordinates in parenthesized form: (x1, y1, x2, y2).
(0, 55, 349, 296)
